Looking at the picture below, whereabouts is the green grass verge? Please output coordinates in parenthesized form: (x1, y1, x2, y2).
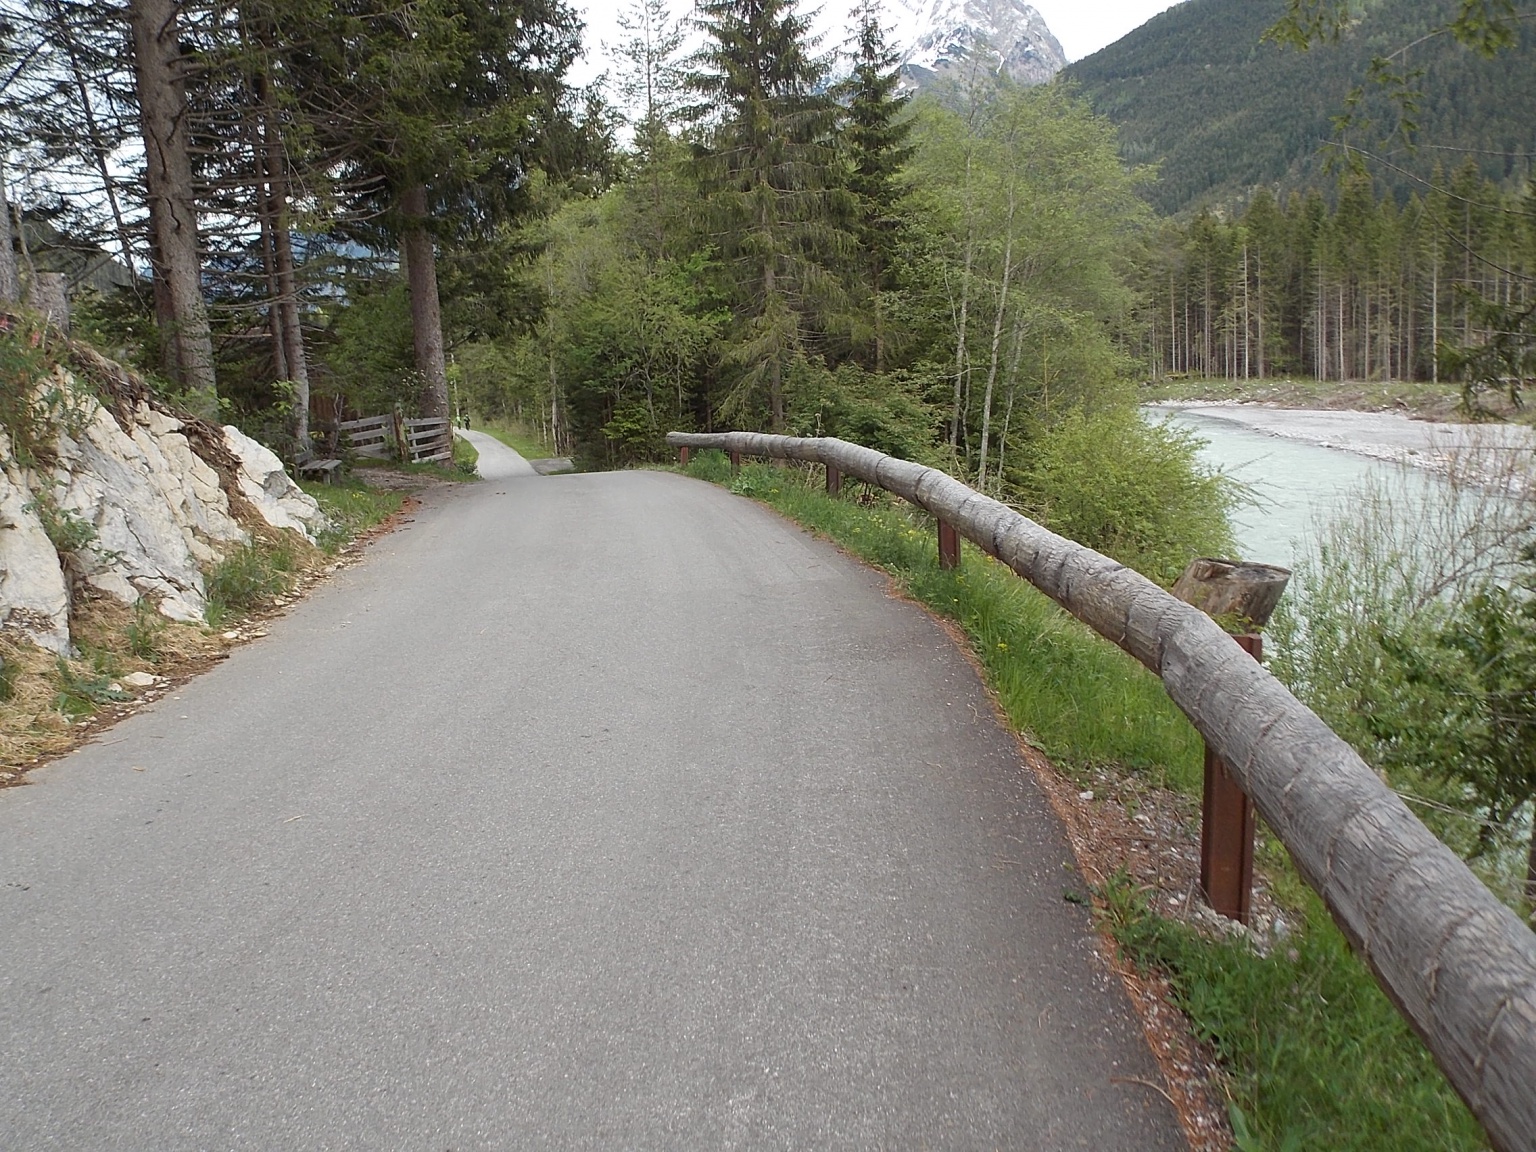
(203, 541, 297, 630)
(1103, 876, 1486, 1151)
(680, 450, 1486, 1152)
(301, 479, 407, 554)
(453, 433, 479, 473)
(475, 419, 556, 460)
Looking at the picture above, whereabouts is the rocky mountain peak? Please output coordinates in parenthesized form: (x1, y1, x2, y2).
(890, 0, 1067, 89)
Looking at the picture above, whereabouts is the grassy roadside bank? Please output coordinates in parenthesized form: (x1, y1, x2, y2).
(0, 477, 407, 781)
(678, 451, 1486, 1152)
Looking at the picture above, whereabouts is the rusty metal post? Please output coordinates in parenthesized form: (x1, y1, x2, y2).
(678, 445, 690, 466)
(938, 520, 960, 570)
(729, 450, 742, 475)
(826, 464, 842, 496)
(1201, 633, 1261, 924)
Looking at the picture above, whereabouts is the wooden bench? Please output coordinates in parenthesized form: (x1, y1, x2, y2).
(295, 449, 342, 484)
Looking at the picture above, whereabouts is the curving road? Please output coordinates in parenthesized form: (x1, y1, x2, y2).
(0, 438, 1185, 1150)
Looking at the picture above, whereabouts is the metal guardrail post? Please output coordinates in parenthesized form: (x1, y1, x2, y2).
(1202, 633, 1261, 923)
(938, 520, 960, 570)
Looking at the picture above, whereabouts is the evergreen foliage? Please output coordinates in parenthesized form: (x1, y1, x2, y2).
(1126, 164, 1535, 402)
(684, 0, 852, 432)
(1066, 0, 1536, 214)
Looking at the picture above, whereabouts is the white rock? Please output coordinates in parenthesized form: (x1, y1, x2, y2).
(50, 399, 211, 622)
(0, 437, 71, 653)
(222, 426, 326, 540)
(122, 671, 158, 688)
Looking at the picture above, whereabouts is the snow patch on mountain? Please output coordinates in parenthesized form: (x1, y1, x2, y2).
(888, 0, 1067, 88)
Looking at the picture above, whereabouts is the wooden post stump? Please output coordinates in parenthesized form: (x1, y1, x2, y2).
(1172, 558, 1290, 924)
(1202, 633, 1261, 923)
(938, 520, 960, 570)
(678, 446, 690, 466)
(729, 450, 742, 475)
(826, 464, 842, 496)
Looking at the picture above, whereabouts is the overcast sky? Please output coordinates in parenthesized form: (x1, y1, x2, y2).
(569, 1, 1184, 87)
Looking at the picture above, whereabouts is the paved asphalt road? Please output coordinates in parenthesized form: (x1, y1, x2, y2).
(1, 436, 1186, 1150)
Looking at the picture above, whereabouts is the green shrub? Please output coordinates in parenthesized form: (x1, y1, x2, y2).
(1011, 408, 1239, 585)
(301, 481, 405, 554)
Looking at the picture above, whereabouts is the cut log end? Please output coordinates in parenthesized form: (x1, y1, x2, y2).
(1171, 558, 1292, 630)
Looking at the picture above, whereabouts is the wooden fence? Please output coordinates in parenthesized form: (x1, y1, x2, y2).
(667, 430, 1536, 1152)
(337, 414, 392, 460)
(336, 413, 453, 465)
(401, 416, 453, 464)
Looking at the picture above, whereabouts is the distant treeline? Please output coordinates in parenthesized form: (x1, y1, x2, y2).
(1126, 162, 1535, 384)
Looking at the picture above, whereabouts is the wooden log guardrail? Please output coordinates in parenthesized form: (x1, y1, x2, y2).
(668, 430, 1536, 1152)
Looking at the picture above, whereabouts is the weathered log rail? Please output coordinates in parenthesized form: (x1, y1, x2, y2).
(668, 430, 1536, 1152)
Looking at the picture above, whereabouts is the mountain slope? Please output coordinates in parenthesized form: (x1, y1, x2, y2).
(1064, 0, 1536, 214)
(891, 0, 1067, 89)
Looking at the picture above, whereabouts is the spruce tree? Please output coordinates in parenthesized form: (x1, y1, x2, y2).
(282, 0, 585, 419)
(685, 0, 850, 432)
(838, 0, 914, 373)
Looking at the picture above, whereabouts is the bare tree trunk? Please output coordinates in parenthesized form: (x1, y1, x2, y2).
(765, 260, 784, 432)
(260, 76, 309, 442)
(950, 152, 976, 453)
(995, 313, 1027, 483)
(400, 184, 449, 420)
(251, 133, 289, 383)
(130, 0, 217, 419)
(0, 162, 19, 304)
(976, 185, 1016, 491)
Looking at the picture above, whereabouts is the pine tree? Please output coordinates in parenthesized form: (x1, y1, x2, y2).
(838, 0, 914, 373)
(613, 0, 685, 138)
(283, 0, 585, 420)
(685, 0, 850, 432)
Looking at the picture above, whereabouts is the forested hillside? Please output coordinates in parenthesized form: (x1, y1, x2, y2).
(1065, 0, 1536, 214)
(1128, 167, 1534, 388)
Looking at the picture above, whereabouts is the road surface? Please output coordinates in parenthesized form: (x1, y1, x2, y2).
(0, 440, 1185, 1149)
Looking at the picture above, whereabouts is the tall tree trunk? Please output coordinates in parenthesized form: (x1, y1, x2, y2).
(976, 185, 1016, 491)
(764, 259, 784, 432)
(400, 184, 450, 419)
(0, 162, 19, 304)
(251, 134, 289, 383)
(950, 152, 976, 452)
(260, 77, 310, 442)
(995, 312, 1027, 482)
(129, 0, 217, 420)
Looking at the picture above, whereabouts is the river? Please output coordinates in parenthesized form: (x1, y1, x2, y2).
(1144, 403, 1536, 570)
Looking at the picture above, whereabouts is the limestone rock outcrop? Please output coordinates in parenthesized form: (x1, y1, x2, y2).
(0, 363, 325, 651)
(0, 434, 72, 654)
